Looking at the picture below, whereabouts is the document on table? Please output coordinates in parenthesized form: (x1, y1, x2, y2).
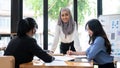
(45, 61, 67, 66)
(71, 55, 87, 58)
(117, 62, 120, 68)
(54, 55, 74, 61)
(45, 56, 74, 66)
(69, 55, 88, 62)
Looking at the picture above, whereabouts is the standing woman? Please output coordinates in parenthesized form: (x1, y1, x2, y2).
(67, 19, 114, 68)
(51, 7, 81, 54)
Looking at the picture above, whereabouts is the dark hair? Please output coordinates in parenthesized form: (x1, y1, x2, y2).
(17, 17, 38, 38)
(85, 19, 112, 54)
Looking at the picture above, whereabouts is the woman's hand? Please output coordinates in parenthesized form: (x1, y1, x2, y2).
(0, 47, 6, 51)
(47, 51, 54, 56)
(67, 50, 86, 55)
(78, 52, 86, 55)
(66, 50, 75, 55)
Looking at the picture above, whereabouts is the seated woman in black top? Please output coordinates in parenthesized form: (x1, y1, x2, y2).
(4, 17, 55, 68)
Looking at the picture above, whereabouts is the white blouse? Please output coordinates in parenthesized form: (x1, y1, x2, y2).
(51, 23, 81, 52)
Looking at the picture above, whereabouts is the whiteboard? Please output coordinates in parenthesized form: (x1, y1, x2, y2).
(99, 14, 120, 58)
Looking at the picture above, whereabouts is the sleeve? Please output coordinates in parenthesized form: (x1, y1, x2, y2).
(30, 39, 55, 63)
(73, 23, 82, 52)
(50, 25, 60, 52)
(86, 46, 91, 55)
(86, 37, 104, 61)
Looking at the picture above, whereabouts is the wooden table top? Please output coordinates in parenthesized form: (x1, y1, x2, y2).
(20, 61, 93, 68)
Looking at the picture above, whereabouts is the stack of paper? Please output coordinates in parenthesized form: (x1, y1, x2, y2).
(45, 56, 74, 66)
(54, 56, 74, 61)
(45, 61, 67, 66)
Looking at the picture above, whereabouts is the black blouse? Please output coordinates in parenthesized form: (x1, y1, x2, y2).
(4, 36, 54, 68)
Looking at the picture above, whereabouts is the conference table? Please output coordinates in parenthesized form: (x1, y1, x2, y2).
(20, 61, 93, 68)
(20, 55, 93, 68)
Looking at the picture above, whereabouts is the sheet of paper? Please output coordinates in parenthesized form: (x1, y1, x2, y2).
(45, 61, 67, 66)
(54, 56, 74, 61)
(117, 62, 120, 68)
(70, 55, 87, 58)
